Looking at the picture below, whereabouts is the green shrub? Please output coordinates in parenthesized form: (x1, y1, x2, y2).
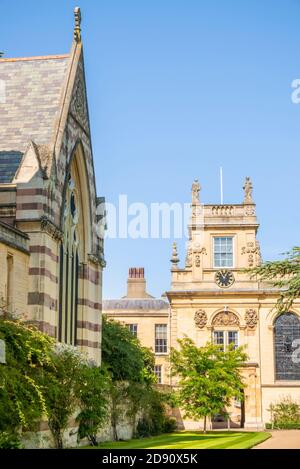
(0, 319, 54, 434)
(135, 389, 177, 438)
(0, 431, 22, 449)
(136, 417, 153, 438)
(162, 417, 177, 433)
(268, 397, 300, 429)
(266, 422, 300, 430)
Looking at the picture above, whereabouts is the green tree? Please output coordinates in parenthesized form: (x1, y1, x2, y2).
(171, 339, 247, 432)
(102, 316, 166, 440)
(249, 247, 300, 312)
(101, 316, 146, 382)
(76, 365, 110, 446)
(44, 346, 87, 449)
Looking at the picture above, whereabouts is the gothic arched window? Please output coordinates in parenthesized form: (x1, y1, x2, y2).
(274, 312, 300, 381)
(58, 175, 80, 346)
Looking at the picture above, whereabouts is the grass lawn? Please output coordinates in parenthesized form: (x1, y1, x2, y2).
(84, 431, 271, 449)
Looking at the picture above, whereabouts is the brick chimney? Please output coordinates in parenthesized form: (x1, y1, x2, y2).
(125, 268, 153, 298)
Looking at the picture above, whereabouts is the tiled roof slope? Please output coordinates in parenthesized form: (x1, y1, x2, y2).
(0, 150, 23, 183)
(0, 55, 69, 154)
(103, 299, 170, 311)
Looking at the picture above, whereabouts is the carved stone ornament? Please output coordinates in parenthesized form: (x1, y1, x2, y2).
(245, 309, 258, 330)
(244, 205, 255, 216)
(192, 205, 203, 217)
(193, 247, 207, 268)
(72, 79, 86, 126)
(185, 247, 193, 268)
(212, 311, 240, 327)
(241, 242, 261, 267)
(88, 253, 106, 268)
(194, 310, 208, 329)
(40, 216, 63, 242)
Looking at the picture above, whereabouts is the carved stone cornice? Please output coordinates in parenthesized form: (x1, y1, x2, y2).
(40, 216, 63, 242)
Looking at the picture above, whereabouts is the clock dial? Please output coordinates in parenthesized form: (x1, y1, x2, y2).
(215, 270, 235, 288)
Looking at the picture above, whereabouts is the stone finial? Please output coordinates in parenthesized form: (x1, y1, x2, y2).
(74, 7, 82, 42)
(191, 179, 201, 204)
(243, 176, 254, 204)
(170, 241, 179, 269)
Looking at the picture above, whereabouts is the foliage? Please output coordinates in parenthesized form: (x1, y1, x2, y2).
(248, 247, 300, 312)
(0, 316, 172, 448)
(102, 316, 146, 382)
(43, 345, 89, 449)
(0, 431, 22, 449)
(170, 339, 247, 432)
(0, 318, 111, 449)
(108, 380, 129, 441)
(268, 396, 300, 429)
(76, 365, 110, 446)
(135, 387, 175, 438)
(140, 346, 156, 384)
(0, 319, 54, 434)
(102, 317, 170, 440)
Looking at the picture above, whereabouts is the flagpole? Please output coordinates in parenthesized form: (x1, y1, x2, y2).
(220, 167, 224, 205)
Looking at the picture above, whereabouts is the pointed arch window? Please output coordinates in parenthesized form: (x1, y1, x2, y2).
(274, 312, 300, 381)
(58, 175, 79, 345)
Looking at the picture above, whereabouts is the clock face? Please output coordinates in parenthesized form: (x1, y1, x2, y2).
(215, 270, 235, 288)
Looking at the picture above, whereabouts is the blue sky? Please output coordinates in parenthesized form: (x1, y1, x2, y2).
(1, 0, 300, 298)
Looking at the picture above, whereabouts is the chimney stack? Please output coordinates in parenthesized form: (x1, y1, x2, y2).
(125, 268, 152, 298)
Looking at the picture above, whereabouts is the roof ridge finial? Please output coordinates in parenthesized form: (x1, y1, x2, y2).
(74, 7, 82, 43)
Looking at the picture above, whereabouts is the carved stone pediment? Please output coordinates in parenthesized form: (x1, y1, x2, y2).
(194, 309, 207, 329)
(212, 311, 240, 327)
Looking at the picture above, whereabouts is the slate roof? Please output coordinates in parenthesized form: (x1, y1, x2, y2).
(103, 298, 170, 311)
(0, 55, 69, 181)
(0, 151, 23, 183)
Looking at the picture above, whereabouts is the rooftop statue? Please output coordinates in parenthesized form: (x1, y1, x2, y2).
(192, 179, 201, 204)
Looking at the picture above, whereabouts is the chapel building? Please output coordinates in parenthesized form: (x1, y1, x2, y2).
(0, 8, 105, 364)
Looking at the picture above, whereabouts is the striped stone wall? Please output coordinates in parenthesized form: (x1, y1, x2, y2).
(11, 48, 104, 364)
